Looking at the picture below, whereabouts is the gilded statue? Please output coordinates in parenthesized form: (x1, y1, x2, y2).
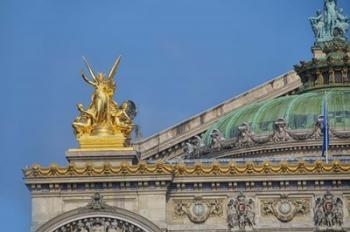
(73, 56, 136, 148)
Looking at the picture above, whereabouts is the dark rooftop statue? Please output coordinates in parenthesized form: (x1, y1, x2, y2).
(309, 0, 349, 45)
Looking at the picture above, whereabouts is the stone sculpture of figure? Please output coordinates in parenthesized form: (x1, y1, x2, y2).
(309, 10, 325, 39)
(310, 0, 349, 43)
(324, 0, 338, 35)
(236, 122, 254, 147)
(183, 135, 205, 158)
(272, 118, 290, 142)
(210, 129, 225, 151)
(336, 8, 350, 36)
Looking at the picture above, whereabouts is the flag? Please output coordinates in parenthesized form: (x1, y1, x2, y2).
(321, 96, 329, 161)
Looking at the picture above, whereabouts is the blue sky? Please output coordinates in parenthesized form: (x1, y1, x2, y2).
(1, 0, 349, 231)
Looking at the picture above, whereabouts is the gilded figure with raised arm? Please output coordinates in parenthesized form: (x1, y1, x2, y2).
(72, 56, 136, 149)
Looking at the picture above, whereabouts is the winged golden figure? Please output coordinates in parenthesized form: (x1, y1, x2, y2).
(72, 56, 136, 148)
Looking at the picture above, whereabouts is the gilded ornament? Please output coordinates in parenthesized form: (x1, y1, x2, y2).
(23, 160, 350, 178)
(73, 56, 136, 149)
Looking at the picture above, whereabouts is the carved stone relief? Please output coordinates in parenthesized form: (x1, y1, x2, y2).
(173, 196, 223, 223)
(184, 116, 350, 159)
(227, 192, 255, 231)
(53, 193, 146, 232)
(261, 195, 310, 223)
(54, 217, 144, 232)
(314, 191, 344, 231)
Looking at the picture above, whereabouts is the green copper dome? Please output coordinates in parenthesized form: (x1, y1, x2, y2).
(203, 88, 350, 145)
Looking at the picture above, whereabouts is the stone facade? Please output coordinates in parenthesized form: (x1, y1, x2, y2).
(23, 1, 350, 231)
(25, 160, 350, 231)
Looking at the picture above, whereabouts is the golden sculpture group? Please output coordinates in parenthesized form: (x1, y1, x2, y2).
(72, 56, 136, 149)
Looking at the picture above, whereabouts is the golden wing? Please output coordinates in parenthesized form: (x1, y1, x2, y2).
(108, 56, 121, 80)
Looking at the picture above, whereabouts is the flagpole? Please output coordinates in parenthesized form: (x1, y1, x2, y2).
(322, 94, 329, 164)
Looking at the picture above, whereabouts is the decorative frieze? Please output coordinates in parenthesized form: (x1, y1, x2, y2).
(261, 195, 310, 222)
(227, 192, 255, 231)
(184, 118, 350, 159)
(173, 197, 223, 223)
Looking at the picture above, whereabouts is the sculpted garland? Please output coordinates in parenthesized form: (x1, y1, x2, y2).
(23, 160, 350, 178)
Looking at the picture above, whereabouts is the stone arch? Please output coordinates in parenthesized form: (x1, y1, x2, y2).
(36, 194, 162, 232)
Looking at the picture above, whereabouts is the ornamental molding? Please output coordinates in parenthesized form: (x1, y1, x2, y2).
(36, 193, 162, 232)
(260, 195, 310, 223)
(227, 192, 255, 231)
(173, 196, 223, 223)
(23, 160, 350, 178)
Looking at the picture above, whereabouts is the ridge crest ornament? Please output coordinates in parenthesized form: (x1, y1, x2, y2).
(72, 56, 137, 149)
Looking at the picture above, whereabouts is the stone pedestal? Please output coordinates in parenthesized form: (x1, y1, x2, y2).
(66, 147, 139, 165)
(312, 46, 326, 59)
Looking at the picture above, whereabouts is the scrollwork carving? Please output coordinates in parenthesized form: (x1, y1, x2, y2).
(173, 197, 223, 224)
(261, 195, 310, 223)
